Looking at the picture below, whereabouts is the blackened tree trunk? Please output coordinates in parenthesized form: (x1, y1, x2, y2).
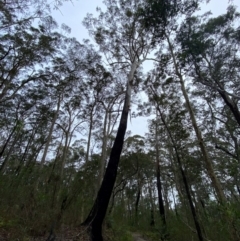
(148, 179, 155, 227)
(80, 0, 154, 237)
(156, 161, 166, 223)
(135, 187, 141, 224)
(155, 121, 166, 227)
(82, 77, 133, 241)
(155, 117, 168, 240)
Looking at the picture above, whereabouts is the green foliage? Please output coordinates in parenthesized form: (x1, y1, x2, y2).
(143, 231, 160, 241)
(106, 218, 133, 241)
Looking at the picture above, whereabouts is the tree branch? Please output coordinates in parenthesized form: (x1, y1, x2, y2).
(215, 144, 238, 159)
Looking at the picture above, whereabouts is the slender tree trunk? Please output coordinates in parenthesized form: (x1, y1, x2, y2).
(60, 132, 70, 179)
(98, 99, 120, 190)
(219, 91, 240, 126)
(54, 129, 74, 208)
(0, 124, 17, 159)
(82, 61, 136, 241)
(201, 56, 240, 127)
(135, 172, 142, 226)
(152, 96, 204, 241)
(180, 77, 226, 202)
(40, 95, 61, 168)
(48, 135, 64, 185)
(180, 78, 226, 202)
(86, 108, 94, 163)
(166, 34, 240, 241)
(97, 108, 108, 189)
(107, 110, 112, 137)
(163, 184, 169, 215)
(155, 116, 169, 240)
(33, 97, 61, 191)
(135, 188, 141, 224)
(0, 133, 19, 174)
(15, 128, 36, 175)
(166, 33, 226, 204)
(148, 180, 155, 227)
(171, 184, 179, 218)
(155, 122, 167, 227)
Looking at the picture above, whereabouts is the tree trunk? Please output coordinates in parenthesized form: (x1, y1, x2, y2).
(180, 77, 226, 202)
(218, 90, 240, 127)
(201, 55, 240, 127)
(82, 61, 136, 241)
(15, 127, 36, 175)
(166, 33, 226, 204)
(97, 108, 108, 190)
(98, 98, 121, 191)
(135, 188, 141, 224)
(166, 34, 240, 241)
(148, 179, 155, 227)
(155, 122, 167, 227)
(33, 97, 61, 191)
(40, 95, 61, 168)
(86, 107, 94, 163)
(152, 96, 204, 241)
(0, 124, 16, 159)
(47, 134, 64, 185)
(60, 132, 70, 179)
(135, 168, 142, 225)
(0, 132, 19, 174)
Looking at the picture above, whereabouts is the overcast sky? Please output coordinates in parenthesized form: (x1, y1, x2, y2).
(51, 0, 239, 137)
(52, 0, 238, 40)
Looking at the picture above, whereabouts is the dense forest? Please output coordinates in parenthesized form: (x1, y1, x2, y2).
(0, 0, 240, 240)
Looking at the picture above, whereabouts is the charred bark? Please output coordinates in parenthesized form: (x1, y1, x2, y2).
(135, 188, 141, 222)
(155, 124, 166, 226)
(81, 81, 131, 241)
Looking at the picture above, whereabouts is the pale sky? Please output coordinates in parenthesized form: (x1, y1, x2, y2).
(51, 0, 239, 137)
(51, 0, 237, 40)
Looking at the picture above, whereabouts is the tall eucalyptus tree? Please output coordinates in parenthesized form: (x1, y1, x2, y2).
(81, 0, 159, 240)
(177, 6, 240, 127)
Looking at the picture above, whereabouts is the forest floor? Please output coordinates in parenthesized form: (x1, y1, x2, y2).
(0, 227, 150, 241)
(0, 224, 133, 241)
(0, 225, 91, 241)
(131, 232, 149, 241)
